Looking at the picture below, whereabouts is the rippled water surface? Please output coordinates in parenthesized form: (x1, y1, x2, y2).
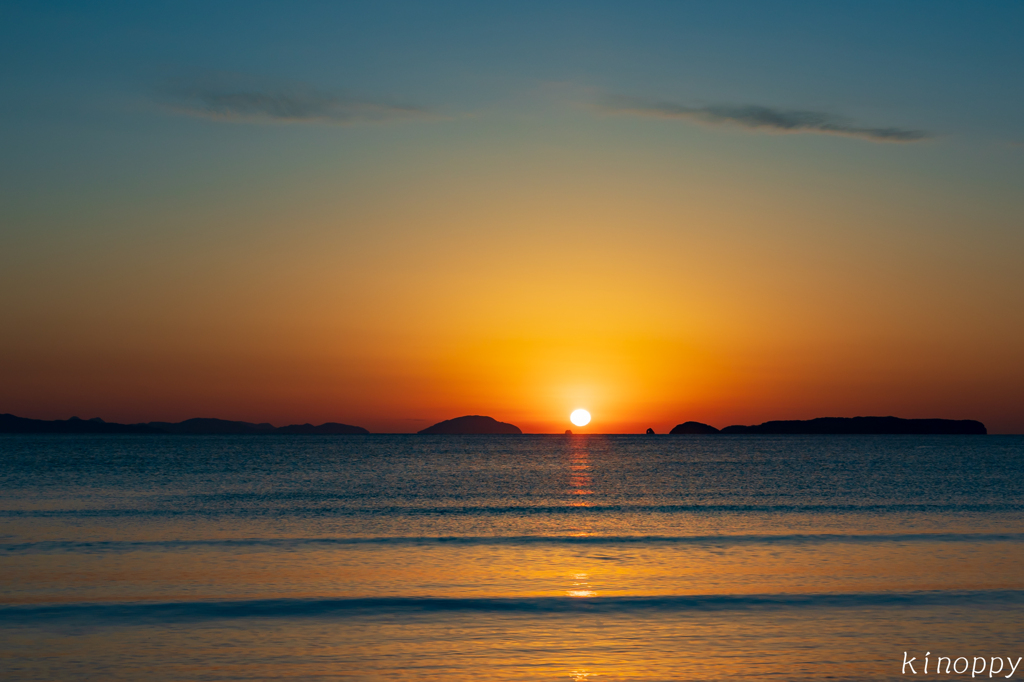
(2, 434, 1023, 680)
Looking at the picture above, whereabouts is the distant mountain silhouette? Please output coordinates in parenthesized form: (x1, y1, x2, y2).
(720, 417, 986, 435)
(276, 422, 370, 435)
(670, 421, 721, 434)
(0, 414, 369, 435)
(0, 414, 160, 434)
(646, 427, 656, 435)
(417, 415, 522, 435)
(147, 418, 277, 435)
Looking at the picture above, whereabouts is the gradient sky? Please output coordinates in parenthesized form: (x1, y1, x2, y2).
(2, 1, 1023, 433)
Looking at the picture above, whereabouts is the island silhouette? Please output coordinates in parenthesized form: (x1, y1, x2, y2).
(417, 415, 522, 435)
(670, 421, 721, 434)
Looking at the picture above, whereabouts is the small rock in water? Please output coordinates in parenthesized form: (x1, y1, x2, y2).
(564, 429, 573, 435)
(646, 427, 655, 435)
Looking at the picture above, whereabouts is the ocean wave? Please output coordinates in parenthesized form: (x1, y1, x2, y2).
(4, 532, 1024, 554)
(3, 502, 1024, 519)
(4, 590, 1022, 624)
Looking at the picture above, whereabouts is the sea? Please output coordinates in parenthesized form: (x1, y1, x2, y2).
(1, 434, 1023, 681)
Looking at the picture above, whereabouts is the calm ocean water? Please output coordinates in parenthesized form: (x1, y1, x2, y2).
(2, 434, 1023, 680)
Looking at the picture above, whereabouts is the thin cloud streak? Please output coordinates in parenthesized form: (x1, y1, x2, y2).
(601, 95, 930, 143)
(162, 77, 427, 124)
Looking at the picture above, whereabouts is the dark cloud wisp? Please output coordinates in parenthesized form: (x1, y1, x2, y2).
(602, 96, 930, 143)
(163, 79, 426, 124)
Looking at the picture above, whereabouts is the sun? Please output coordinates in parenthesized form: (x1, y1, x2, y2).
(570, 409, 591, 427)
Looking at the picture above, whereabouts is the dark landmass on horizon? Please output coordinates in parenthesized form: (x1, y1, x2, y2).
(671, 416, 987, 435)
(0, 414, 368, 435)
(417, 415, 523, 435)
(0, 413, 989, 435)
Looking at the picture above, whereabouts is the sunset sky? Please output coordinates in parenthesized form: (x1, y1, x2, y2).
(2, 2, 1023, 433)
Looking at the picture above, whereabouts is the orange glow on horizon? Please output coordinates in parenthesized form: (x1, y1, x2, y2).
(2, 128, 1021, 433)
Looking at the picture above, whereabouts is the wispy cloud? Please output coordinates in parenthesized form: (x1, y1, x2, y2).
(600, 95, 930, 143)
(161, 75, 427, 124)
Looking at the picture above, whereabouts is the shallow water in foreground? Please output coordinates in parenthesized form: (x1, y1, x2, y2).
(2, 434, 1023, 680)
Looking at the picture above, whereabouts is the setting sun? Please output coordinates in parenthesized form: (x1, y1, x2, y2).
(570, 409, 592, 427)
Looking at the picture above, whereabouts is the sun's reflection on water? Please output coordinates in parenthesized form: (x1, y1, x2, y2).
(560, 438, 601, 598)
(566, 571, 596, 597)
(565, 437, 593, 506)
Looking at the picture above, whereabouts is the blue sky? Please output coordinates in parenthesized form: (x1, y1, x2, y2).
(4, 2, 1023, 132)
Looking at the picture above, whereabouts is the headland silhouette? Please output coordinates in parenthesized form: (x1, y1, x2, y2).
(670, 416, 986, 435)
